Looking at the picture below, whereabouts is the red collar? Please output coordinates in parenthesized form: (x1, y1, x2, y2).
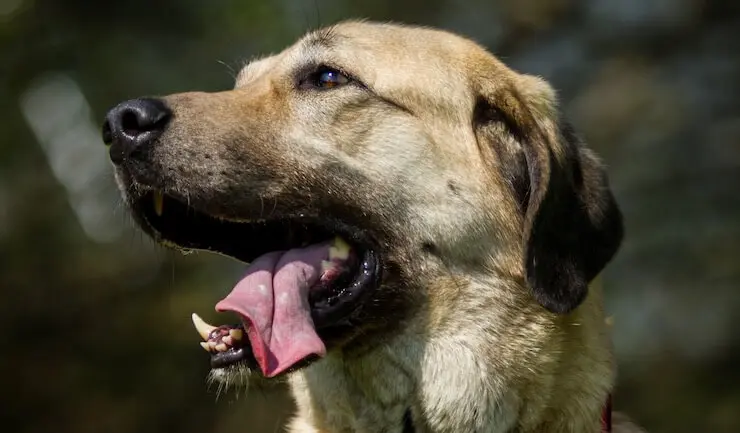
(601, 394, 612, 433)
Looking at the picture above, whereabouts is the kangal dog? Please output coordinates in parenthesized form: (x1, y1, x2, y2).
(104, 21, 646, 433)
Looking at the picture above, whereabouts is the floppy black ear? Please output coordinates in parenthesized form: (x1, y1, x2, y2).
(476, 74, 623, 314)
(521, 119, 623, 314)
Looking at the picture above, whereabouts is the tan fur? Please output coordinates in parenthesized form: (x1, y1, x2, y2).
(115, 21, 645, 433)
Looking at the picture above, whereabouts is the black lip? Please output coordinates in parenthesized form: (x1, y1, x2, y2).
(211, 347, 255, 369)
(133, 192, 334, 263)
(311, 247, 379, 327)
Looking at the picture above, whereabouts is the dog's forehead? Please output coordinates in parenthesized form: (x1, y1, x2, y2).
(303, 22, 476, 77)
(306, 21, 479, 55)
(293, 22, 495, 107)
(235, 22, 516, 115)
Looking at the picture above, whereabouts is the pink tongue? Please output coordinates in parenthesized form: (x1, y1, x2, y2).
(214, 243, 329, 378)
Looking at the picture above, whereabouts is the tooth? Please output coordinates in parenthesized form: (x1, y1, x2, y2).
(199, 342, 211, 352)
(329, 237, 350, 260)
(191, 313, 217, 341)
(229, 329, 243, 341)
(208, 341, 217, 350)
(215, 343, 227, 352)
(153, 191, 164, 216)
(321, 260, 334, 273)
(222, 336, 233, 346)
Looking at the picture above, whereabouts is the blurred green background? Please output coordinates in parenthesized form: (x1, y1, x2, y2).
(1, 0, 739, 432)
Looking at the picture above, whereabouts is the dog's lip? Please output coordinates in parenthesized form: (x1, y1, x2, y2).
(128, 189, 382, 263)
(127, 189, 384, 373)
(131, 188, 271, 228)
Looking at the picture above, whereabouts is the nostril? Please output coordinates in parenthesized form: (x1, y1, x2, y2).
(121, 102, 171, 137)
(121, 110, 142, 136)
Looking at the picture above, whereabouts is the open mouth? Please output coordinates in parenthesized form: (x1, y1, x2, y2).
(132, 191, 381, 378)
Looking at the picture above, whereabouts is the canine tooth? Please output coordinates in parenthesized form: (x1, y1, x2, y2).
(215, 343, 227, 352)
(153, 191, 164, 216)
(229, 328, 243, 341)
(191, 313, 217, 341)
(329, 237, 351, 260)
(222, 336, 233, 346)
(199, 342, 211, 352)
(208, 341, 217, 350)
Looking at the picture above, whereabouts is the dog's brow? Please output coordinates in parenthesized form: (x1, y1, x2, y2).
(302, 26, 340, 51)
(235, 56, 273, 86)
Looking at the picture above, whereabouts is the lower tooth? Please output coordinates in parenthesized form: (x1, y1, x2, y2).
(229, 329, 243, 341)
(200, 342, 211, 352)
(215, 343, 227, 352)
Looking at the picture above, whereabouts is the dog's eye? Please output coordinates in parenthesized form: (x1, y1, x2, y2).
(303, 67, 350, 89)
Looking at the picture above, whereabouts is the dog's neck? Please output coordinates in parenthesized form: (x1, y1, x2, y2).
(288, 278, 615, 433)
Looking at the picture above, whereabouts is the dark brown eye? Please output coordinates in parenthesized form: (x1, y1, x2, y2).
(304, 67, 350, 89)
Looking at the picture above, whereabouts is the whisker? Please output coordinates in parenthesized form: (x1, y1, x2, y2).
(216, 60, 237, 80)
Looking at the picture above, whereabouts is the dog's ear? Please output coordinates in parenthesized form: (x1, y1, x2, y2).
(475, 74, 623, 314)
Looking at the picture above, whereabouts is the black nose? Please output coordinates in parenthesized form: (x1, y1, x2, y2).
(102, 98, 171, 165)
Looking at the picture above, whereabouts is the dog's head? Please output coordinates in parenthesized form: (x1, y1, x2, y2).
(104, 21, 622, 383)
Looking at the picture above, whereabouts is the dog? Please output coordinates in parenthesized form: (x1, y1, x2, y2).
(103, 20, 646, 433)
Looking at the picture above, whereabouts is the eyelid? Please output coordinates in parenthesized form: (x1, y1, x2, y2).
(296, 63, 366, 90)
